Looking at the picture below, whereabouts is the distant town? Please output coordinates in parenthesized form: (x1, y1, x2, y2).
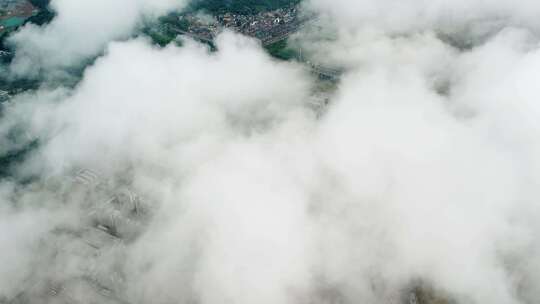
(1, 1, 304, 53)
(169, 4, 303, 46)
(145, 3, 346, 80)
(0, 0, 340, 101)
(1, 1, 305, 51)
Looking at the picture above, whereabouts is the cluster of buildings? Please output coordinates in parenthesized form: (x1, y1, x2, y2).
(0, 0, 38, 35)
(173, 5, 301, 45)
(220, 5, 300, 43)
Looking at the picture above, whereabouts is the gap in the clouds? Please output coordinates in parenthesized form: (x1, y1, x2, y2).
(0, 1, 339, 183)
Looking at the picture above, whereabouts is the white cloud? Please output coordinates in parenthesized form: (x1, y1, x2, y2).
(7, 0, 188, 77)
(2, 1, 540, 303)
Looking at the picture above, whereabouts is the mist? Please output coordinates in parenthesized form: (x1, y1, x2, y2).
(2, 0, 540, 304)
(7, 0, 188, 78)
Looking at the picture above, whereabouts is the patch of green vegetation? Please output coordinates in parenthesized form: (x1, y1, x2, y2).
(26, 0, 55, 27)
(28, 0, 50, 9)
(265, 39, 299, 60)
(176, 18, 190, 31)
(25, 8, 55, 26)
(146, 29, 176, 47)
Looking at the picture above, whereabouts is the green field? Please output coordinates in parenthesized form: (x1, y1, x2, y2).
(265, 39, 300, 60)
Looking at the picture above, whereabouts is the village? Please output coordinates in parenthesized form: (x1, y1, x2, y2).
(160, 4, 302, 46)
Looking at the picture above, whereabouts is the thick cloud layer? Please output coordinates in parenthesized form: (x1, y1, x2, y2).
(2, 1, 540, 304)
(7, 0, 187, 77)
(305, 0, 540, 33)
